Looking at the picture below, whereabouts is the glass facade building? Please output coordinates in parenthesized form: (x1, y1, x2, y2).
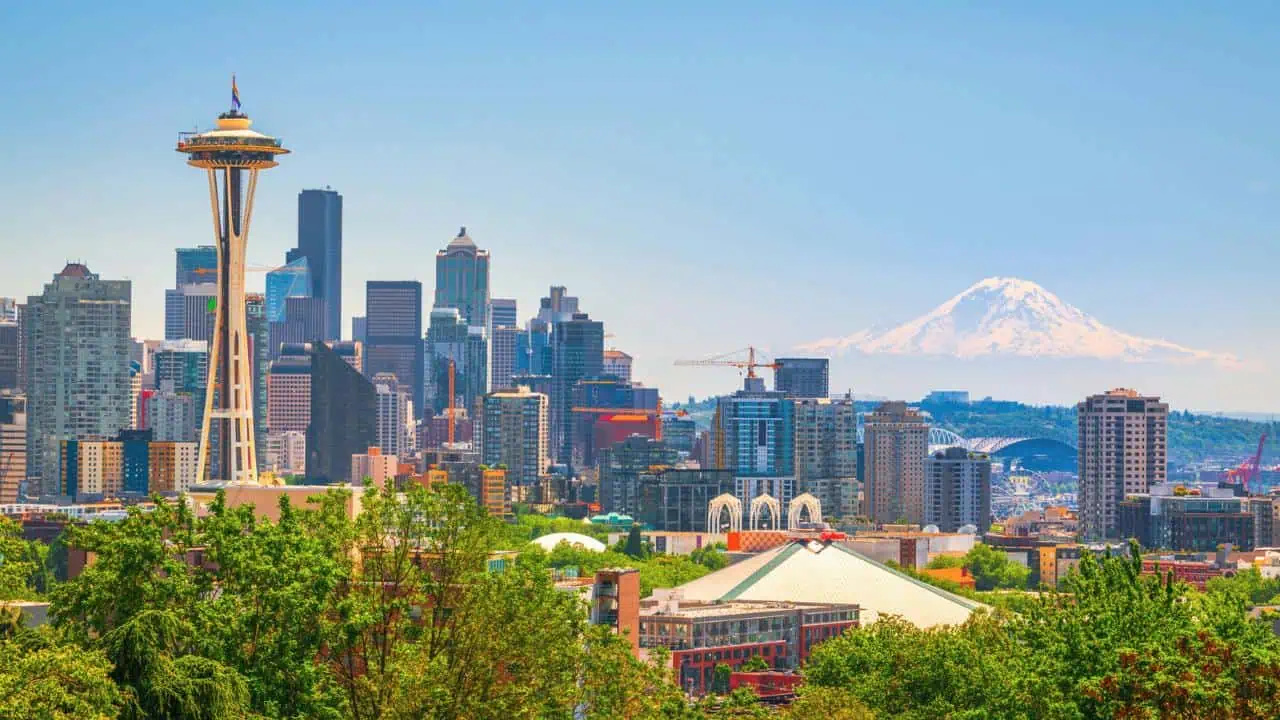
(365, 281, 424, 416)
(265, 256, 313, 323)
(289, 188, 343, 341)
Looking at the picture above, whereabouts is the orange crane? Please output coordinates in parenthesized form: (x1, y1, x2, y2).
(674, 346, 780, 383)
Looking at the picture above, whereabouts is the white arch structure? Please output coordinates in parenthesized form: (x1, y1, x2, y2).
(707, 493, 743, 534)
(749, 494, 781, 530)
(787, 492, 822, 528)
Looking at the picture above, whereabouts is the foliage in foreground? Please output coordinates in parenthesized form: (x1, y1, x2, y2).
(805, 541, 1280, 719)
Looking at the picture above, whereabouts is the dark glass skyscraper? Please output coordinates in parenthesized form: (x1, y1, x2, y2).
(365, 281, 424, 417)
(550, 312, 604, 465)
(174, 246, 217, 286)
(307, 342, 375, 483)
(774, 358, 830, 398)
(289, 188, 342, 340)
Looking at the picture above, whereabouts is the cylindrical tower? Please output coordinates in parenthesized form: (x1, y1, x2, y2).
(176, 82, 289, 484)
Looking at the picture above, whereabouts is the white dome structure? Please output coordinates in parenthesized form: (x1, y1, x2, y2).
(531, 532, 607, 553)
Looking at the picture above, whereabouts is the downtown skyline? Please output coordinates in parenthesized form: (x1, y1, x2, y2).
(2, 3, 1278, 410)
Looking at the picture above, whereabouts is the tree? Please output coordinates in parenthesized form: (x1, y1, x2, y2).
(624, 524, 645, 558)
(0, 637, 122, 719)
(0, 517, 46, 601)
(739, 656, 769, 672)
(710, 663, 732, 695)
(963, 543, 1029, 591)
(786, 687, 875, 720)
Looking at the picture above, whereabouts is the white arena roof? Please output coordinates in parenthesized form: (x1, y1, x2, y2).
(531, 532, 607, 553)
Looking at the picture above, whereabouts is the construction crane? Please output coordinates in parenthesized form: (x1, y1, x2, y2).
(1224, 433, 1268, 495)
(674, 346, 781, 389)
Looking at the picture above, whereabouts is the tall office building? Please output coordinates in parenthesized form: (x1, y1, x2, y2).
(424, 308, 486, 416)
(537, 286, 579, 324)
(793, 396, 858, 520)
(24, 264, 132, 494)
(434, 227, 490, 328)
(164, 283, 217, 342)
(264, 256, 313, 323)
(174, 246, 217, 286)
(516, 321, 552, 376)
(480, 386, 550, 488)
(153, 339, 208, 442)
(490, 298, 517, 329)
(267, 347, 313, 434)
(373, 372, 416, 459)
(863, 401, 929, 525)
(602, 350, 633, 382)
(550, 313, 604, 465)
(924, 447, 992, 533)
(268, 296, 326, 359)
(713, 384, 796, 521)
(289, 188, 343, 340)
(0, 321, 17, 390)
(351, 316, 366, 346)
(1077, 388, 1168, 540)
(0, 392, 26, 503)
(307, 342, 375, 483)
(246, 292, 269, 471)
(775, 358, 829, 399)
(490, 325, 519, 391)
(365, 281, 424, 415)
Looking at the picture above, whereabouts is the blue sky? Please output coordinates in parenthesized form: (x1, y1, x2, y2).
(1, 2, 1277, 410)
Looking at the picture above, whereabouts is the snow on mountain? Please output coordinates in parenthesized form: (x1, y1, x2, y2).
(801, 277, 1239, 367)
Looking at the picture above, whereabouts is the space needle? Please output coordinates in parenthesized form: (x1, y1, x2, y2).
(177, 77, 289, 484)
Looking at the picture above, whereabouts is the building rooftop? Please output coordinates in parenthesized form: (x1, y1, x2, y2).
(642, 598, 855, 620)
(666, 539, 983, 627)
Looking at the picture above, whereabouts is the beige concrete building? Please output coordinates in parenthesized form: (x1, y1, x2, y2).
(350, 446, 397, 488)
(794, 397, 858, 519)
(863, 402, 928, 525)
(480, 386, 550, 488)
(1077, 388, 1168, 540)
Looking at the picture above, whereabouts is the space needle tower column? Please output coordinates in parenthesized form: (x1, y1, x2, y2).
(177, 78, 289, 484)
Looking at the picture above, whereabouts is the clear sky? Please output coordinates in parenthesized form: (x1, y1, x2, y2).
(1, 2, 1277, 410)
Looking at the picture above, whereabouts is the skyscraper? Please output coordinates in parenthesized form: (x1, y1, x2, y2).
(775, 358, 830, 399)
(351, 316, 366, 346)
(365, 281, 424, 415)
(174, 246, 217, 286)
(924, 447, 992, 533)
(1077, 388, 1168, 540)
(602, 350, 633, 382)
(267, 296, 327, 359)
(550, 313, 604, 465)
(246, 292, 269, 471)
(373, 372, 416, 459)
(23, 263, 132, 494)
(0, 321, 17, 390)
(425, 308, 487, 416)
(490, 298, 517, 329)
(713, 384, 797, 521)
(307, 342, 375, 484)
(264, 256, 313, 323)
(290, 188, 343, 341)
(480, 386, 550, 488)
(490, 325, 519, 392)
(863, 402, 928, 525)
(154, 340, 209, 442)
(434, 227, 490, 328)
(164, 283, 217, 342)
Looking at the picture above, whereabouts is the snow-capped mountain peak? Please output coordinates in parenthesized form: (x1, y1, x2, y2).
(801, 277, 1238, 366)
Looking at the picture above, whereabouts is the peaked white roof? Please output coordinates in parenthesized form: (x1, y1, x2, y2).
(532, 532, 606, 552)
(671, 540, 983, 628)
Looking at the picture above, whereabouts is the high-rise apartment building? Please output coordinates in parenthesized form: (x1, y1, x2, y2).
(793, 397, 858, 520)
(307, 342, 375, 484)
(924, 447, 992, 533)
(490, 298, 517, 329)
(174, 246, 217, 286)
(154, 340, 208, 443)
(265, 256, 313, 323)
(24, 264, 132, 494)
(146, 392, 198, 443)
(775, 358, 829, 399)
(863, 401, 928, 525)
(550, 313, 604, 465)
(0, 392, 26, 503)
(289, 188, 343, 340)
(602, 350, 633, 382)
(373, 373, 416, 459)
(434, 227, 490, 328)
(1077, 388, 1168, 540)
(267, 352, 312, 434)
(480, 386, 550, 488)
(713, 388, 795, 478)
(365, 281, 424, 415)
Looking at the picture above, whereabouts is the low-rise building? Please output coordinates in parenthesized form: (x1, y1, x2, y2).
(1119, 483, 1255, 551)
(640, 591, 858, 694)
